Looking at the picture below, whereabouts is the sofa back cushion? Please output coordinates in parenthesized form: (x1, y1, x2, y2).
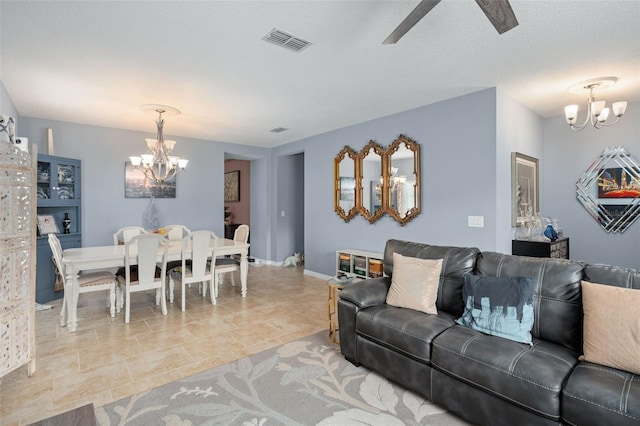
(584, 263, 640, 290)
(476, 252, 584, 353)
(384, 239, 480, 317)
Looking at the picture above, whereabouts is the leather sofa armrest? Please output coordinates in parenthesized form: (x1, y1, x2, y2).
(338, 277, 390, 365)
(339, 277, 390, 308)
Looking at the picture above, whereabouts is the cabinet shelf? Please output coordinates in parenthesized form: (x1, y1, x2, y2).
(336, 249, 384, 281)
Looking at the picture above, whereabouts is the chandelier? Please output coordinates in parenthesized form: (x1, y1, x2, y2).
(129, 104, 188, 184)
(564, 77, 627, 131)
(381, 167, 407, 191)
(390, 167, 406, 190)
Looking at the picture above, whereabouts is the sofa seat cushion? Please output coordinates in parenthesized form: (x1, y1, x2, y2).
(432, 325, 578, 421)
(563, 362, 640, 426)
(356, 305, 456, 364)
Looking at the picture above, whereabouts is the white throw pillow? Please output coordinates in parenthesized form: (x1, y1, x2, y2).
(386, 253, 443, 314)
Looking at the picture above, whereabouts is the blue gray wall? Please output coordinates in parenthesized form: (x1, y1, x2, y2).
(8, 80, 640, 276)
(543, 100, 640, 268)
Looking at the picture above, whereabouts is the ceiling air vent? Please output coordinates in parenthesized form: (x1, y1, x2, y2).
(262, 28, 311, 53)
(270, 127, 288, 133)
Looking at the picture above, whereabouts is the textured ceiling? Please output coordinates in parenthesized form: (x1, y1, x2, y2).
(1, 1, 639, 148)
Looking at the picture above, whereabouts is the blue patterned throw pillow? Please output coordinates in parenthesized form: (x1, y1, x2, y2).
(456, 274, 535, 345)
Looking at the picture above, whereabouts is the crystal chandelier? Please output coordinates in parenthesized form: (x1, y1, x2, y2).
(564, 77, 628, 131)
(129, 104, 188, 184)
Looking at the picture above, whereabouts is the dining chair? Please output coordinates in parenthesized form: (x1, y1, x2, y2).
(216, 224, 249, 289)
(163, 224, 191, 275)
(48, 234, 119, 322)
(168, 230, 217, 311)
(163, 224, 191, 241)
(116, 233, 168, 323)
(113, 226, 148, 245)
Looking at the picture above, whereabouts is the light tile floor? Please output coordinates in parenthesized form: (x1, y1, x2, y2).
(0, 265, 329, 425)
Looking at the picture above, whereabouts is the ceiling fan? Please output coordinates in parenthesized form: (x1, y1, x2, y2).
(383, 0, 519, 44)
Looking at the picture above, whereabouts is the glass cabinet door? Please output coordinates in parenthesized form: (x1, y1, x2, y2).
(37, 157, 80, 203)
(36, 161, 51, 200)
(56, 163, 76, 200)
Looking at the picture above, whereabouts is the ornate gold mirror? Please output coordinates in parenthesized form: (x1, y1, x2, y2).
(334, 135, 421, 225)
(334, 146, 358, 222)
(385, 135, 421, 225)
(358, 140, 386, 223)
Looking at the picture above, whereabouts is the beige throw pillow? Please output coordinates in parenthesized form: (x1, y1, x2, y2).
(386, 253, 443, 314)
(580, 280, 640, 375)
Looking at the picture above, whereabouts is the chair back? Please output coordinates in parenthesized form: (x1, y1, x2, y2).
(234, 224, 249, 243)
(124, 234, 167, 285)
(48, 233, 66, 285)
(183, 230, 216, 277)
(113, 226, 148, 245)
(165, 225, 191, 241)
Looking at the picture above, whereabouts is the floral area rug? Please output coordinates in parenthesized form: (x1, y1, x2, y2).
(96, 331, 469, 425)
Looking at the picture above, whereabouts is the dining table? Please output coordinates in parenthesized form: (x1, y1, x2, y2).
(60, 237, 250, 332)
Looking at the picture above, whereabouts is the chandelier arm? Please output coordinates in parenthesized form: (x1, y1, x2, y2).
(569, 98, 592, 130)
(596, 116, 623, 127)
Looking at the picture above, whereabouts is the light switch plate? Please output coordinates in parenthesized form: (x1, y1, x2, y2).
(468, 216, 484, 228)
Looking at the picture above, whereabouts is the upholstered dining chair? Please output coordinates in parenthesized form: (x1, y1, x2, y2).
(116, 233, 168, 323)
(168, 230, 217, 311)
(113, 226, 148, 245)
(212, 224, 249, 295)
(48, 234, 119, 322)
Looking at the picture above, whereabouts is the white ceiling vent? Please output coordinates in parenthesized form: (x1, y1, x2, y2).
(262, 28, 311, 53)
(270, 127, 288, 133)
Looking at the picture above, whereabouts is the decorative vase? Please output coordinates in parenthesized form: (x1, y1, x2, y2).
(62, 213, 71, 234)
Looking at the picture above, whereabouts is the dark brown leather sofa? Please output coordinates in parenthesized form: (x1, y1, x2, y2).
(338, 239, 640, 425)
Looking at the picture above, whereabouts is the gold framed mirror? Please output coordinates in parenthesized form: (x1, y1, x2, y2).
(334, 146, 358, 222)
(385, 135, 421, 225)
(334, 135, 421, 225)
(358, 140, 386, 223)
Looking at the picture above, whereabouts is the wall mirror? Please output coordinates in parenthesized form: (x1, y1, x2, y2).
(511, 152, 539, 227)
(385, 135, 421, 225)
(576, 146, 640, 233)
(333, 135, 421, 226)
(334, 146, 358, 221)
(359, 140, 385, 223)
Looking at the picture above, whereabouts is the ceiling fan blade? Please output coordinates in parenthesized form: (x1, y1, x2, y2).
(383, 0, 443, 44)
(474, 0, 519, 34)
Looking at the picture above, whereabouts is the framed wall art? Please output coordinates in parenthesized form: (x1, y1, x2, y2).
(576, 146, 640, 233)
(125, 161, 176, 198)
(511, 152, 539, 227)
(37, 214, 59, 235)
(224, 170, 240, 202)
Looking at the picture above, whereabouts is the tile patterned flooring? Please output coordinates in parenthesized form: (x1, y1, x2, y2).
(0, 265, 329, 425)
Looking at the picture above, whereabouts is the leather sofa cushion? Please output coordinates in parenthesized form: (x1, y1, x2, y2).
(356, 305, 456, 364)
(432, 325, 578, 421)
(563, 362, 640, 426)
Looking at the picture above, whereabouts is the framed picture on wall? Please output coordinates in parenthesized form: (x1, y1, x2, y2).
(225, 170, 240, 202)
(124, 161, 176, 198)
(511, 152, 539, 227)
(37, 214, 59, 235)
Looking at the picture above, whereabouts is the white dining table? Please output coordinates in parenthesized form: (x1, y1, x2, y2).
(61, 237, 250, 332)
